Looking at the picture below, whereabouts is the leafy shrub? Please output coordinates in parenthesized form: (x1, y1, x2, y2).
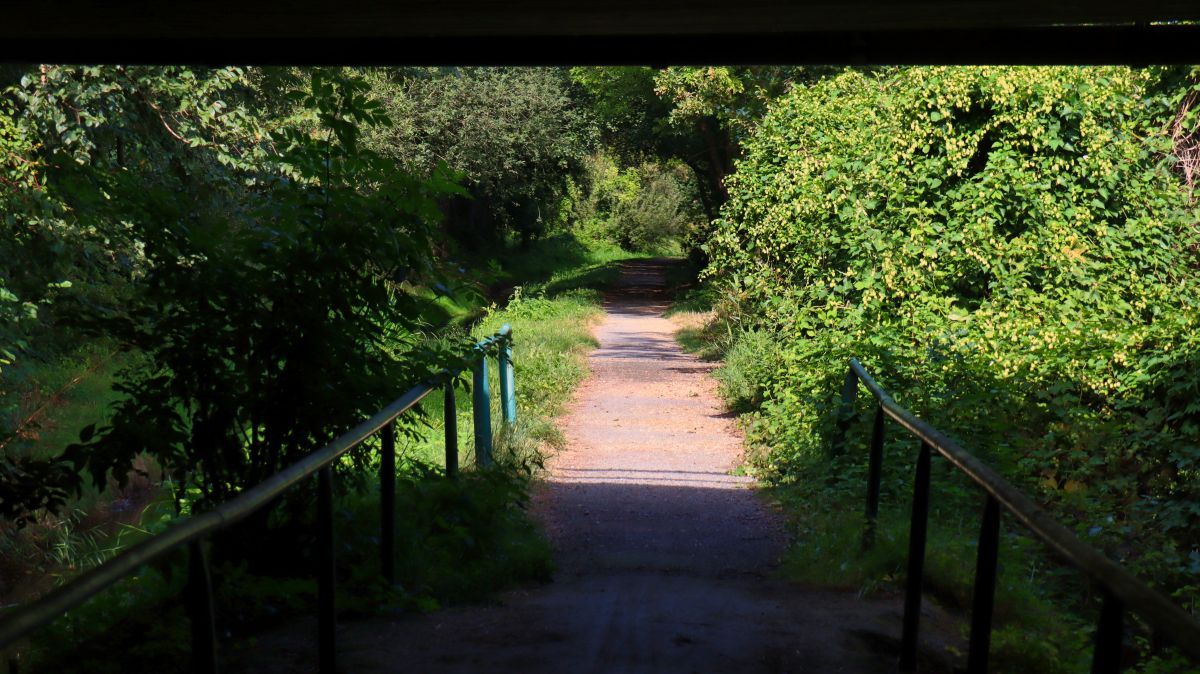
(609, 163, 696, 251)
(366, 67, 597, 248)
(57, 71, 464, 523)
(569, 152, 700, 252)
(706, 65, 1200, 665)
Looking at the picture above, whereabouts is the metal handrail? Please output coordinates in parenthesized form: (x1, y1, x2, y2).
(0, 323, 517, 673)
(836, 357, 1200, 673)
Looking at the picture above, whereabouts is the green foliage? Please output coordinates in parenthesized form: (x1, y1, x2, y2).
(568, 152, 700, 253)
(653, 66, 792, 136)
(705, 66, 1200, 669)
(62, 69, 464, 518)
(365, 67, 597, 247)
(0, 66, 469, 529)
(0, 64, 273, 522)
(572, 67, 799, 224)
(0, 100, 39, 380)
(567, 67, 669, 159)
(608, 163, 695, 253)
(569, 151, 640, 236)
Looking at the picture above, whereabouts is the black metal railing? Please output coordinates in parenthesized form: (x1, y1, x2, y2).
(0, 323, 517, 674)
(834, 358, 1200, 673)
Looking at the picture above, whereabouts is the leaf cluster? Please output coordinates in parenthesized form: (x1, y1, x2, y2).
(567, 151, 702, 252)
(706, 66, 1200, 606)
(0, 67, 466, 529)
(364, 67, 597, 247)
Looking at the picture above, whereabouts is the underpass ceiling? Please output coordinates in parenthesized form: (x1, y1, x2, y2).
(2, 1, 1198, 64)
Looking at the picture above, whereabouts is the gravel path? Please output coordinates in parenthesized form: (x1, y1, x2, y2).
(235, 260, 949, 673)
(538, 259, 777, 581)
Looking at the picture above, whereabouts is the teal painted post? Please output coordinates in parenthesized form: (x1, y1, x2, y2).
(316, 467, 336, 673)
(473, 357, 493, 467)
(187, 540, 217, 674)
(379, 422, 396, 584)
(444, 381, 459, 478)
(498, 324, 516, 425)
(831, 367, 858, 457)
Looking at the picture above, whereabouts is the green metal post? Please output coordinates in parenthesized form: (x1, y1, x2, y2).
(831, 367, 858, 457)
(498, 325, 516, 425)
(899, 442, 933, 672)
(864, 405, 885, 549)
(317, 467, 336, 674)
(187, 540, 217, 674)
(473, 357, 493, 467)
(444, 380, 459, 478)
(967, 496, 1001, 674)
(380, 421, 395, 585)
(1091, 590, 1124, 674)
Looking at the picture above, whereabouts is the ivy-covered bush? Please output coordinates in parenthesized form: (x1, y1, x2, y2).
(706, 67, 1200, 595)
(569, 152, 701, 252)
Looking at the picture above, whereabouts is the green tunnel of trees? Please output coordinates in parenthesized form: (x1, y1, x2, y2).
(1, 63, 1199, 673)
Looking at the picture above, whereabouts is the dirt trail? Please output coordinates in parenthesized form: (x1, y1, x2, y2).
(538, 259, 776, 582)
(239, 260, 944, 673)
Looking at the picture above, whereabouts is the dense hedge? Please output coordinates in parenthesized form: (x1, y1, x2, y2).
(568, 152, 702, 252)
(706, 67, 1200, 593)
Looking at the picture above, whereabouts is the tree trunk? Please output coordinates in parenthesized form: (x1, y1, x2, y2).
(685, 159, 719, 222)
(697, 118, 732, 203)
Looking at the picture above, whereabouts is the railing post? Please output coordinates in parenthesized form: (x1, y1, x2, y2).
(864, 405, 885, 549)
(498, 327, 516, 425)
(473, 356, 493, 468)
(1091, 590, 1125, 674)
(899, 441, 932, 672)
(444, 380, 459, 478)
(380, 421, 396, 585)
(831, 367, 858, 457)
(967, 495, 1001, 674)
(187, 540, 217, 674)
(317, 467, 336, 674)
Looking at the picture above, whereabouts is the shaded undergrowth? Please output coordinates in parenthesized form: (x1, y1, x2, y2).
(7, 232, 644, 673)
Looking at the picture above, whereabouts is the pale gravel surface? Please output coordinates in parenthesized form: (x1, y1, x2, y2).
(232, 260, 963, 673)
